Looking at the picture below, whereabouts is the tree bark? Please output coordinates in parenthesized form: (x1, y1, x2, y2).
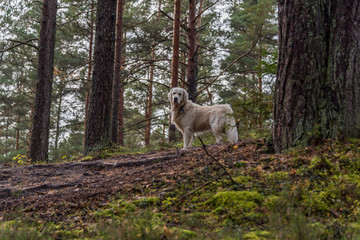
(145, 0, 162, 146)
(54, 73, 65, 150)
(111, 0, 125, 145)
(171, 0, 181, 89)
(187, 0, 198, 103)
(145, 46, 155, 146)
(84, 0, 116, 155)
(16, 113, 20, 150)
(84, 0, 95, 147)
(273, 0, 360, 152)
(29, 0, 57, 162)
(169, 0, 182, 142)
(118, 35, 126, 146)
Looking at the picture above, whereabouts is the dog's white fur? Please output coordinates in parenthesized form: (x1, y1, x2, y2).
(168, 87, 238, 148)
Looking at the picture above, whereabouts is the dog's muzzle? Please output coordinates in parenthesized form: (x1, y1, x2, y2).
(174, 97, 178, 103)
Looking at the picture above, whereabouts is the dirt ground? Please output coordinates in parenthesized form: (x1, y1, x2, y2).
(0, 140, 274, 222)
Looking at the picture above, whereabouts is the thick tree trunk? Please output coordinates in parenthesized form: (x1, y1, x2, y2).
(111, 0, 125, 145)
(84, 0, 116, 155)
(169, 0, 182, 142)
(187, 0, 198, 103)
(29, 0, 57, 162)
(273, 0, 360, 152)
(84, 0, 95, 146)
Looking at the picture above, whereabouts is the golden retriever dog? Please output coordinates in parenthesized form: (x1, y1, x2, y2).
(168, 87, 238, 148)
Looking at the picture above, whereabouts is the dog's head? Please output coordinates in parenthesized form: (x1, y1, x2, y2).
(168, 87, 189, 107)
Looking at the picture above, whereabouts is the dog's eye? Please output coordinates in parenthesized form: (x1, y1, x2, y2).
(179, 93, 182, 95)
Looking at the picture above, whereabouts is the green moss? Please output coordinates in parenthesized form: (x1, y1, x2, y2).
(175, 229, 198, 239)
(206, 191, 264, 225)
(207, 191, 264, 207)
(263, 195, 281, 210)
(243, 230, 273, 240)
(301, 191, 331, 213)
(133, 196, 160, 208)
(292, 156, 309, 167)
(98, 209, 166, 240)
(0, 219, 54, 240)
(309, 155, 337, 173)
(266, 171, 288, 182)
(94, 200, 136, 218)
(80, 156, 93, 161)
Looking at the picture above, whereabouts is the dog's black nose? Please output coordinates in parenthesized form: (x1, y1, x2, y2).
(174, 97, 178, 103)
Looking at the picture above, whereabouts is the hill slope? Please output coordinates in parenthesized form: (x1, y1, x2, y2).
(1, 140, 360, 239)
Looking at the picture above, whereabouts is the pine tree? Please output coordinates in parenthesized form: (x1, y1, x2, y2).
(84, 0, 116, 155)
(273, 0, 360, 152)
(111, 0, 125, 146)
(29, 0, 57, 162)
(169, 0, 182, 142)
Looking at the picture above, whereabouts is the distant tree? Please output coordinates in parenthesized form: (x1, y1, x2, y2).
(29, 0, 57, 162)
(145, 0, 162, 146)
(169, 0, 182, 142)
(216, 0, 277, 139)
(187, 0, 198, 102)
(53, 67, 65, 151)
(84, 0, 116, 155)
(273, 0, 360, 152)
(111, 0, 125, 146)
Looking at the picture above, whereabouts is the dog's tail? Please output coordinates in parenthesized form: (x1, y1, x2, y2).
(226, 109, 238, 144)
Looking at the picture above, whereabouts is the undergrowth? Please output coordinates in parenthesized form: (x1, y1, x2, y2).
(2, 139, 360, 239)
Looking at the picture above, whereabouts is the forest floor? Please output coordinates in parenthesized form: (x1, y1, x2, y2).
(1, 139, 360, 239)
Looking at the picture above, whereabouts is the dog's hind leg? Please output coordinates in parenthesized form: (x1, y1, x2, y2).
(226, 118, 238, 143)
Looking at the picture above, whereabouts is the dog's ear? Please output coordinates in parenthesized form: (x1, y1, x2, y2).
(183, 89, 189, 102)
(168, 89, 173, 107)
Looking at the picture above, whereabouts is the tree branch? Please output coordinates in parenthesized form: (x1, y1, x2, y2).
(197, 41, 258, 95)
(195, 0, 220, 22)
(1, 39, 38, 53)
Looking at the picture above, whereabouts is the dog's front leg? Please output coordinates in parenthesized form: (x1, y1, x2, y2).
(183, 129, 194, 148)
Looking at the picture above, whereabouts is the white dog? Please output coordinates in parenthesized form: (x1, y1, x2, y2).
(168, 87, 238, 148)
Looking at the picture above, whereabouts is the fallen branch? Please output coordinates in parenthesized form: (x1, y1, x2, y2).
(197, 137, 239, 185)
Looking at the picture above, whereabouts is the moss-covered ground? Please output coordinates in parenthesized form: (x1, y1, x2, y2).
(1, 139, 360, 239)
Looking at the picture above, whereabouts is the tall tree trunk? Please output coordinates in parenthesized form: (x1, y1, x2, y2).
(169, 0, 182, 142)
(84, 0, 95, 146)
(180, 51, 187, 88)
(54, 78, 65, 150)
(84, 0, 116, 155)
(187, 0, 198, 103)
(117, 33, 126, 146)
(5, 118, 9, 154)
(16, 113, 20, 150)
(29, 0, 57, 163)
(111, 0, 125, 145)
(145, 44, 155, 146)
(27, 105, 34, 157)
(273, 0, 360, 153)
(145, 0, 162, 146)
